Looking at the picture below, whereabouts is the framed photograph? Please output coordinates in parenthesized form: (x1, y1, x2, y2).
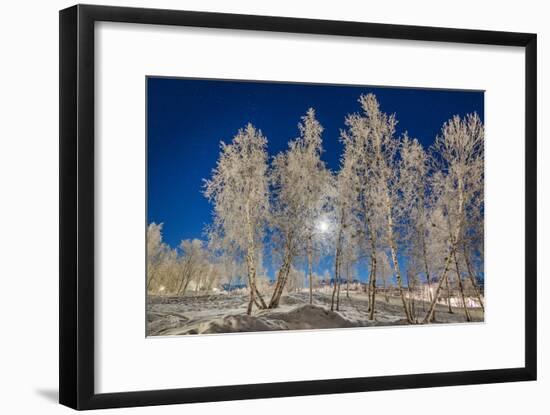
(60, 4, 537, 410)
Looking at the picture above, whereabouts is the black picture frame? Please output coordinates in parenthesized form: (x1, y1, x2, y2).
(59, 4, 537, 410)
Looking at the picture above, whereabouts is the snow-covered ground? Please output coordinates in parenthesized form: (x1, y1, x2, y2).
(147, 291, 483, 336)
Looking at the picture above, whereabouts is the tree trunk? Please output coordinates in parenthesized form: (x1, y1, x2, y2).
(451, 249, 471, 322)
(245, 272, 254, 314)
(406, 272, 417, 322)
(420, 225, 434, 322)
(331, 211, 345, 311)
(308, 236, 313, 305)
(195, 272, 203, 293)
(346, 262, 350, 298)
(368, 252, 377, 320)
(331, 249, 340, 312)
(424, 175, 467, 322)
(417, 189, 433, 317)
(420, 287, 429, 313)
(445, 275, 453, 313)
(422, 250, 454, 323)
(147, 268, 159, 291)
(331, 258, 344, 312)
(422, 257, 434, 318)
(462, 242, 484, 311)
(364, 213, 377, 319)
(268, 251, 292, 308)
(180, 275, 193, 297)
(180, 272, 188, 296)
(245, 202, 258, 315)
(385, 195, 413, 323)
(255, 285, 267, 309)
(245, 248, 257, 315)
(366, 270, 371, 307)
(336, 265, 342, 311)
(176, 258, 194, 296)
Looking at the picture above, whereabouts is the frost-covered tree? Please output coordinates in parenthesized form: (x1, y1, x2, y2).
(330, 161, 357, 311)
(423, 113, 484, 323)
(399, 136, 433, 302)
(147, 223, 213, 295)
(175, 239, 207, 295)
(424, 192, 455, 315)
(341, 94, 413, 322)
(459, 222, 485, 310)
(204, 124, 270, 314)
(147, 223, 175, 293)
(358, 94, 415, 323)
(268, 109, 331, 308)
(340, 107, 379, 317)
(456, 148, 485, 311)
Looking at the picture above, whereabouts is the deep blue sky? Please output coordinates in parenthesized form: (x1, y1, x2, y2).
(147, 77, 484, 279)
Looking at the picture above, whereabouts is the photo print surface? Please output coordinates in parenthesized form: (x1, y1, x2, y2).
(146, 77, 485, 336)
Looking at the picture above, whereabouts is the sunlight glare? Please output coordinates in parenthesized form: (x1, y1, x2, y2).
(317, 219, 330, 233)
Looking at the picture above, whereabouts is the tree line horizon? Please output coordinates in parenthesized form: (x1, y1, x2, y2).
(147, 92, 484, 325)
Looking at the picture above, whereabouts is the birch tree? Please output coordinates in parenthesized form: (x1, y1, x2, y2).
(458, 165, 485, 310)
(268, 109, 331, 308)
(342, 94, 413, 322)
(363, 95, 415, 323)
(175, 239, 207, 296)
(204, 124, 270, 314)
(330, 161, 356, 311)
(399, 136, 435, 305)
(423, 113, 484, 323)
(147, 222, 174, 293)
(340, 104, 383, 319)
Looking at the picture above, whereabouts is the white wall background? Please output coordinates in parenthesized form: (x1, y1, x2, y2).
(0, 0, 546, 413)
